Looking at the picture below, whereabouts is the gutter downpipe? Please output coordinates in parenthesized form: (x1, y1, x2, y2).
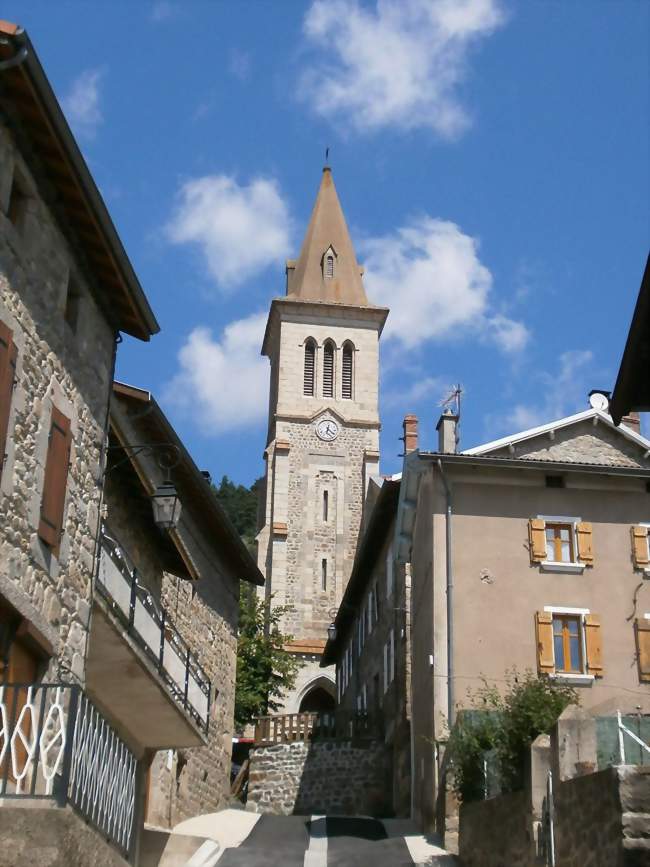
(437, 458, 454, 729)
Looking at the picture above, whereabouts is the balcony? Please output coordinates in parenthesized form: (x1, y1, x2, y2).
(85, 528, 210, 753)
(254, 710, 382, 746)
(0, 682, 138, 857)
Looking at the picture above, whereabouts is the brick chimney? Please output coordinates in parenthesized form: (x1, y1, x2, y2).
(436, 409, 459, 454)
(621, 411, 641, 435)
(402, 414, 419, 454)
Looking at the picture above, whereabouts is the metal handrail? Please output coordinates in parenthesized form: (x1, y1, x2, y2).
(97, 527, 211, 731)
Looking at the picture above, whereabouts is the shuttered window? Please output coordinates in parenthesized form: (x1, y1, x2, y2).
(303, 340, 316, 396)
(323, 341, 334, 398)
(635, 619, 650, 682)
(342, 343, 353, 400)
(38, 407, 72, 555)
(536, 610, 603, 677)
(326, 255, 334, 278)
(0, 321, 17, 481)
(528, 518, 593, 566)
(631, 526, 650, 569)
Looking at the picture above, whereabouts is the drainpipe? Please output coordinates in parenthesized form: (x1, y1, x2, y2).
(437, 459, 454, 728)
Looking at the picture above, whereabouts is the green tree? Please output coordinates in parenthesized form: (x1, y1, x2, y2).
(448, 670, 579, 802)
(234, 586, 301, 731)
(213, 475, 262, 552)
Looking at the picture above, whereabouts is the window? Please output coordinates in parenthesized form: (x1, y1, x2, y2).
(389, 628, 395, 683)
(323, 341, 334, 398)
(386, 541, 394, 597)
(303, 339, 316, 396)
(7, 170, 27, 231)
(361, 683, 367, 712)
(326, 255, 334, 278)
(545, 475, 565, 488)
(383, 642, 389, 693)
(64, 274, 81, 333)
(0, 321, 17, 481)
(373, 581, 379, 623)
(528, 517, 593, 569)
(38, 407, 72, 557)
(321, 558, 327, 591)
(342, 343, 353, 400)
(631, 525, 650, 570)
(535, 609, 602, 679)
(323, 490, 329, 522)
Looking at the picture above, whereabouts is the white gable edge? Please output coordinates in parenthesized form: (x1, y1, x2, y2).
(463, 409, 650, 456)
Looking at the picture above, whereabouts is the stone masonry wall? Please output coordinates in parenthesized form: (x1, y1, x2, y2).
(247, 739, 392, 817)
(459, 790, 531, 867)
(0, 123, 115, 681)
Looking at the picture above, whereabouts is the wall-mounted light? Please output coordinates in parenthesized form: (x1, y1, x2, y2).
(151, 480, 182, 530)
(327, 622, 337, 642)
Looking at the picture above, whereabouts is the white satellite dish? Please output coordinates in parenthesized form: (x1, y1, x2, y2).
(588, 391, 609, 412)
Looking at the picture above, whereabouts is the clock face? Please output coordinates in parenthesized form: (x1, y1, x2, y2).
(316, 419, 339, 442)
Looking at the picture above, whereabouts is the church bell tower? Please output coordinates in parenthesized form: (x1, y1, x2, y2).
(257, 167, 388, 712)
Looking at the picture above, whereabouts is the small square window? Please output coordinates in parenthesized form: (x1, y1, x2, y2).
(552, 614, 583, 674)
(545, 475, 565, 488)
(545, 522, 575, 563)
(64, 275, 81, 334)
(7, 172, 28, 232)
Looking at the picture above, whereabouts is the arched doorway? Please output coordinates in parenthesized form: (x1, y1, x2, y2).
(299, 686, 336, 713)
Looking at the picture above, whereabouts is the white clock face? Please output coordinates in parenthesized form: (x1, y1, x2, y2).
(316, 419, 339, 442)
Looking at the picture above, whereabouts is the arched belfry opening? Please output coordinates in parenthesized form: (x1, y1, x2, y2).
(298, 676, 336, 713)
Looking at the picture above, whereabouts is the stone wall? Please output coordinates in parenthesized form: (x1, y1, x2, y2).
(459, 790, 531, 867)
(0, 122, 115, 682)
(247, 739, 392, 816)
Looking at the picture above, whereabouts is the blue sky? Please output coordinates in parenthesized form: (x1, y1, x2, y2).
(8, 1, 649, 485)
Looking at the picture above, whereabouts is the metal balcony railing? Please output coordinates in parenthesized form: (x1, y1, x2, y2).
(0, 682, 137, 856)
(96, 527, 211, 732)
(254, 710, 382, 746)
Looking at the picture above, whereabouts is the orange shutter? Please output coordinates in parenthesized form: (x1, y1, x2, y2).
(535, 611, 555, 674)
(576, 522, 594, 564)
(635, 619, 650, 683)
(631, 526, 650, 568)
(585, 615, 603, 677)
(529, 519, 547, 563)
(0, 321, 17, 479)
(38, 407, 72, 555)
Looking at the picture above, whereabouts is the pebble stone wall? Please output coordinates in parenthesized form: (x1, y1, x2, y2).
(0, 123, 115, 682)
(247, 739, 392, 817)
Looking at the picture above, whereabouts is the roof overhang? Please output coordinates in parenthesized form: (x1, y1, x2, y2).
(0, 22, 158, 341)
(610, 253, 650, 424)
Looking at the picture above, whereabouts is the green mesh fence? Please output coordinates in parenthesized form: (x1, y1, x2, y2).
(596, 715, 650, 769)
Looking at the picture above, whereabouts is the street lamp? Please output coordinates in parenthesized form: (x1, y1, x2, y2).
(327, 622, 337, 642)
(151, 480, 182, 529)
(106, 442, 183, 530)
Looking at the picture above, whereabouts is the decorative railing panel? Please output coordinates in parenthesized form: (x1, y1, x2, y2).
(0, 683, 137, 856)
(254, 710, 382, 746)
(97, 527, 210, 731)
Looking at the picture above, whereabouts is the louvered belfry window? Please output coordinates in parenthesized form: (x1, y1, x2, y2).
(342, 342, 353, 400)
(304, 339, 316, 396)
(323, 341, 334, 398)
(326, 255, 334, 278)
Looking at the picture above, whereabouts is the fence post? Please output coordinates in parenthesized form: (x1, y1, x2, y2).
(57, 686, 80, 808)
(128, 569, 137, 630)
(618, 710, 626, 764)
(159, 609, 166, 672)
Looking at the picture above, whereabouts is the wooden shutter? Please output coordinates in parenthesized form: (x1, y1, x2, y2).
(38, 407, 72, 555)
(4, 637, 38, 783)
(631, 526, 650, 568)
(529, 519, 547, 563)
(536, 611, 555, 675)
(0, 321, 17, 478)
(584, 614, 603, 677)
(635, 619, 650, 682)
(576, 522, 594, 564)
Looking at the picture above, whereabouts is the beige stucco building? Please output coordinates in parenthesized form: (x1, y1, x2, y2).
(396, 404, 650, 833)
(256, 167, 388, 711)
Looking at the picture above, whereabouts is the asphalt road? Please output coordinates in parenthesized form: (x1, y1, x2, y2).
(216, 815, 415, 866)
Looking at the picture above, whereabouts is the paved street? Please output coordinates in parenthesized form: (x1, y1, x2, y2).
(212, 814, 456, 866)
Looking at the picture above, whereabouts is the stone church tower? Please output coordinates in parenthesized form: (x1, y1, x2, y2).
(257, 168, 388, 712)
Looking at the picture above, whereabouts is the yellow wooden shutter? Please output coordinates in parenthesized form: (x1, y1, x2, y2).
(535, 611, 555, 674)
(585, 614, 603, 677)
(529, 519, 547, 563)
(635, 619, 650, 682)
(631, 526, 650, 568)
(576, 522, 594, 565)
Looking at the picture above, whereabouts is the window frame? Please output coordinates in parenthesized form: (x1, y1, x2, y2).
(537, 514, 585, 573)
(341, 341, 354, 401)
(543, 605, 594, 684)
(322, 340, 335, 399)
(303, 338, 317, 397)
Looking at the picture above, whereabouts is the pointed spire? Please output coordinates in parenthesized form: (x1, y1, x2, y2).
(286, 167, 369, 306)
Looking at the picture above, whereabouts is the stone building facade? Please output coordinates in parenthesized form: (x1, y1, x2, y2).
(322, 471, 412, 817)
(107, 384, 264, 830)
(256, 167, 388, 712)
(395, 405, 650, 833)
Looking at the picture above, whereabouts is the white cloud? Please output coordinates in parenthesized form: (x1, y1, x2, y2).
(300, 0, 504, 137)
(166, 175, 292, 290)
(361, 216, 528, 354)
(230, 49, 251, 82)
(164, 313, 268, 434)
(496, 350, 596, 433)
(151, 1, 175, 22)
(62, 69, 104, 138)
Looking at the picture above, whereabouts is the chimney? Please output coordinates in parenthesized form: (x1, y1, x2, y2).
(402, 414, 419, 454)
(621, 411, 641, 435)
(437, 409, 459, 454)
